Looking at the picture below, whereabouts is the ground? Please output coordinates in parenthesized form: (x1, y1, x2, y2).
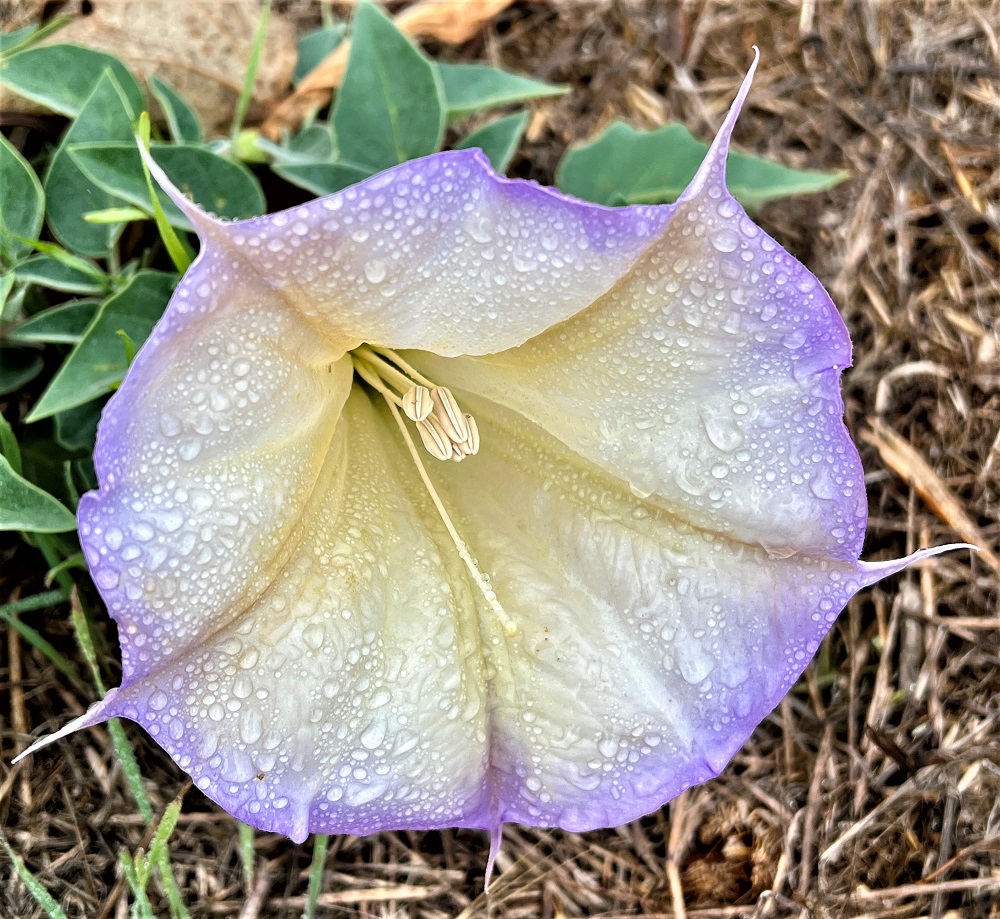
(2, 1, 999, 917)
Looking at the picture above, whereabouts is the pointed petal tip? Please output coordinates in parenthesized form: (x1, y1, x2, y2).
(12, 690, 119, 764)
(680, 47, 760, 203)
(136, 136, 219, 234)
(858, 542, 977, 587)
(484, 820, 503, 893)
(286, 800, 312, 844)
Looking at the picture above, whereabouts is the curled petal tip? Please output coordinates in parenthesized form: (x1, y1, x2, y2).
(857, 542, 976, 587)
(136, 138, 220, 236)
(484, 821, 503, 893)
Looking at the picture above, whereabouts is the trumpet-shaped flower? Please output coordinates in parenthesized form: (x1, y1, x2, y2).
(19, 58, 960, 869)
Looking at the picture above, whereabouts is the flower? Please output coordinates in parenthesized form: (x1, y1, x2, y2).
(18, 55, 960, 874)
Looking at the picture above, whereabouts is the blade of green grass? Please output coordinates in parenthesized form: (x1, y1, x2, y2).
(304, 834, 329, 919)
(238, 822, 256, 887)
(4, 234, 111, 286)
(120, 850, 155, 919)
(0, 590, 78, 682)
(1, 836, 70, 919)
(107, 718, 154, 823)
(45, 551, 85, 586)
(148, 791, 192, 919)
(69, 591, 154, 821)
(83, 205, 149, 224)
(230, 0, 273, 149)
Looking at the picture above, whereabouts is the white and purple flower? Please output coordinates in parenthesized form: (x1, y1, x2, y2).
(18, 57, 961, 874)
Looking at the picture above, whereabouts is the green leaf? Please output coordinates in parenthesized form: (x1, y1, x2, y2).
(437, 62, 566, 121)
(69, 142, 266, 230)
(149, 75, 204, 143)
(0, 272, 14, 316)
(43, 69, 139, 256)
(0, 17, 72, 55)
(332, 1, 445, 171)
(11, 300, 101, 344)
(54, 400, 103, 454)
(0, 25, 37, 53)
(27, 271, 176, 421)
(15, 255, 108, 294)
(556, 121, 849, 208)
(0, 133, 44, 263)
(0, 43, 142, 118)
(0, 412, 20, 472)
(272, 162, 372, 197)
(295, 23, 345, 83)
(259, 123, 335, 166)
(0, 453, 77, 533)
(457, 110, 529, 173)
(725, 154, 849, 209)
(0, 347, 43, 395)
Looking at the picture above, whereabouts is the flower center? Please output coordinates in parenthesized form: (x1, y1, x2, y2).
(350, 344, 479, 462)
(349, 344, 515, 637)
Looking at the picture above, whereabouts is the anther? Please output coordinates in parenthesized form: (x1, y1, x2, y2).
(401, 385, 433, 422)
(431, 387, 471, 444)
(415, 415, 452, 462)
(460, 414, 480, 456)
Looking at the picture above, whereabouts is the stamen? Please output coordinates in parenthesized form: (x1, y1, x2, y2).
(401, 385, 433, 422)
(367, 344, 436, 390)
(351, 344, 416, 397)
(460, 414, 480, 455)
(385, 398, 517, 637)
(415, 415, 452, 462)
(431, 387, 471, 444)
(350, 357, 404, 408)
(351, 345, 480, 463)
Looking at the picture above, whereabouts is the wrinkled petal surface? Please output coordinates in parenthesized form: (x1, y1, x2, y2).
(20, 59, 961, 848)
(89, 388, 496, 840)
(425, 395, 946, 829)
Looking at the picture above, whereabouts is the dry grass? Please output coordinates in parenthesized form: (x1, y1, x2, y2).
(3, 1, 999, 916)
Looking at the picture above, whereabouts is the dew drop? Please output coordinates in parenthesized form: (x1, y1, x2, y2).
(364, 259, 387, 284)
(711, 228, 740, 253)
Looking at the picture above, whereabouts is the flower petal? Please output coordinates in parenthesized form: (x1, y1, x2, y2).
(419, 58, 865, 560)
(143, 145, 671, 359)
(82, 245, 352, 683)
(425, 393, 958, 830)
(83, 389, 495, 841)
